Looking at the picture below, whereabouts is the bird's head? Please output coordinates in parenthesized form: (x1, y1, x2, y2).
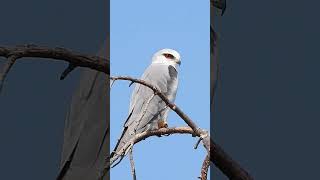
(151, 48, 181, 69)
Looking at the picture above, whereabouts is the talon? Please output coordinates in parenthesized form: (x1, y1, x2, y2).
(158, 119, 168, 129)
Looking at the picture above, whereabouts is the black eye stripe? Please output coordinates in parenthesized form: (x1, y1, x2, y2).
(163, 53, 175, 59)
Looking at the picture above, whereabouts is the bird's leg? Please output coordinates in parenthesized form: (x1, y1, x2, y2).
(156, 105, 170, 136)
(157, 105, 170, 129)
(158, 119, 172, 136)
(157, 119, 168, 129)
(153, 119, 168, 137)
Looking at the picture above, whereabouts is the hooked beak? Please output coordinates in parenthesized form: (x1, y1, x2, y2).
(176, 60, 181, 66)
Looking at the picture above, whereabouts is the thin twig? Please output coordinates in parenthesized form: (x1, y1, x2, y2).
(194, 137, 203, 149)
(60, 63, 76, 80)
(0, 55, 18, 93)
(110, 79, 115, 88)
(129, 148, 137, 180)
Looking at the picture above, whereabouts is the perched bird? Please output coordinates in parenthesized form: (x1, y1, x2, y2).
(110, 48, 181, 167)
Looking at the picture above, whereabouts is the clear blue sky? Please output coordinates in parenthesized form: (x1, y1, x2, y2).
(110, 0, 210, 179)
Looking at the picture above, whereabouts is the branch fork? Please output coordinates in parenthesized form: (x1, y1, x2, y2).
(0, 45, 252, 180)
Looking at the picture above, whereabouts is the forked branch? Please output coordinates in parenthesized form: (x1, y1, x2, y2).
(109, 76, 253, 180)
(0, 44, 252, 180)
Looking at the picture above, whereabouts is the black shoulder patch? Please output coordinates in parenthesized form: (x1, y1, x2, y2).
(168, 65, 178, 78)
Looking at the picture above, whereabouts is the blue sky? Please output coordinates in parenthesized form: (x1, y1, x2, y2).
(110, 0, 210, 179)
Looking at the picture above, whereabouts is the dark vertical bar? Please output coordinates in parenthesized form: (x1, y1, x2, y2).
(210, 1, 253, 180)
(0, 0, 110, 179)
(57, 1, 110, 180)
(211, 0, 320, 179)
(210, 1, 223, 179)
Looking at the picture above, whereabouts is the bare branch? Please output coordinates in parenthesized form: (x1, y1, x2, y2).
(110, 76, 253, 180)
(0, 42, 252, 180)
(0, 45, 109, 92)
(0, 45, 109, 73)
(109, 127, 196, 167)
(210, 140, 253, 180)
(199, 154, 210, 180)
(101, 127, 196, 178)
(110, 76, 205, 137)
(129, 127, 195, 144)
(106, 127, 195, 169)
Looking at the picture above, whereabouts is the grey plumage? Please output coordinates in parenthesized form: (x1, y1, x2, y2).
(110, 48, 181, 167)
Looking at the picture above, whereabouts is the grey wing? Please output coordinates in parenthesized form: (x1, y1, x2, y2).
(127, 65, 153, 116)
(110, 64, 177, 166)
(157, 65, 179, 121)
(126, 64, 177, 131)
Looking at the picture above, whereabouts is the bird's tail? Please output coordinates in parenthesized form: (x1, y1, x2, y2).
(100, 129, 130, 179)
(108, 123, 134, 169)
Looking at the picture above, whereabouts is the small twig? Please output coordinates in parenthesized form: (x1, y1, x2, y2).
(60, 63, 76, 80)
(129, 148, 137, 180)
(128, 81, 134, 87)
(0, 55, 18, 93)
(110, 79, 115, 88)
(199, 154, 210, 180)
(194, 137, 203, 149)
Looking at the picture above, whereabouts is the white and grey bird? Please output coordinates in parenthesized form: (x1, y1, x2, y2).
(110, 48, 181, 167)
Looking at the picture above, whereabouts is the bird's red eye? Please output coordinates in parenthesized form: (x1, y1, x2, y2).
(163, 53, 175, 59)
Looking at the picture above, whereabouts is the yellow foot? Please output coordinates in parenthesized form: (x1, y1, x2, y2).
(158, 119, 168, 128)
